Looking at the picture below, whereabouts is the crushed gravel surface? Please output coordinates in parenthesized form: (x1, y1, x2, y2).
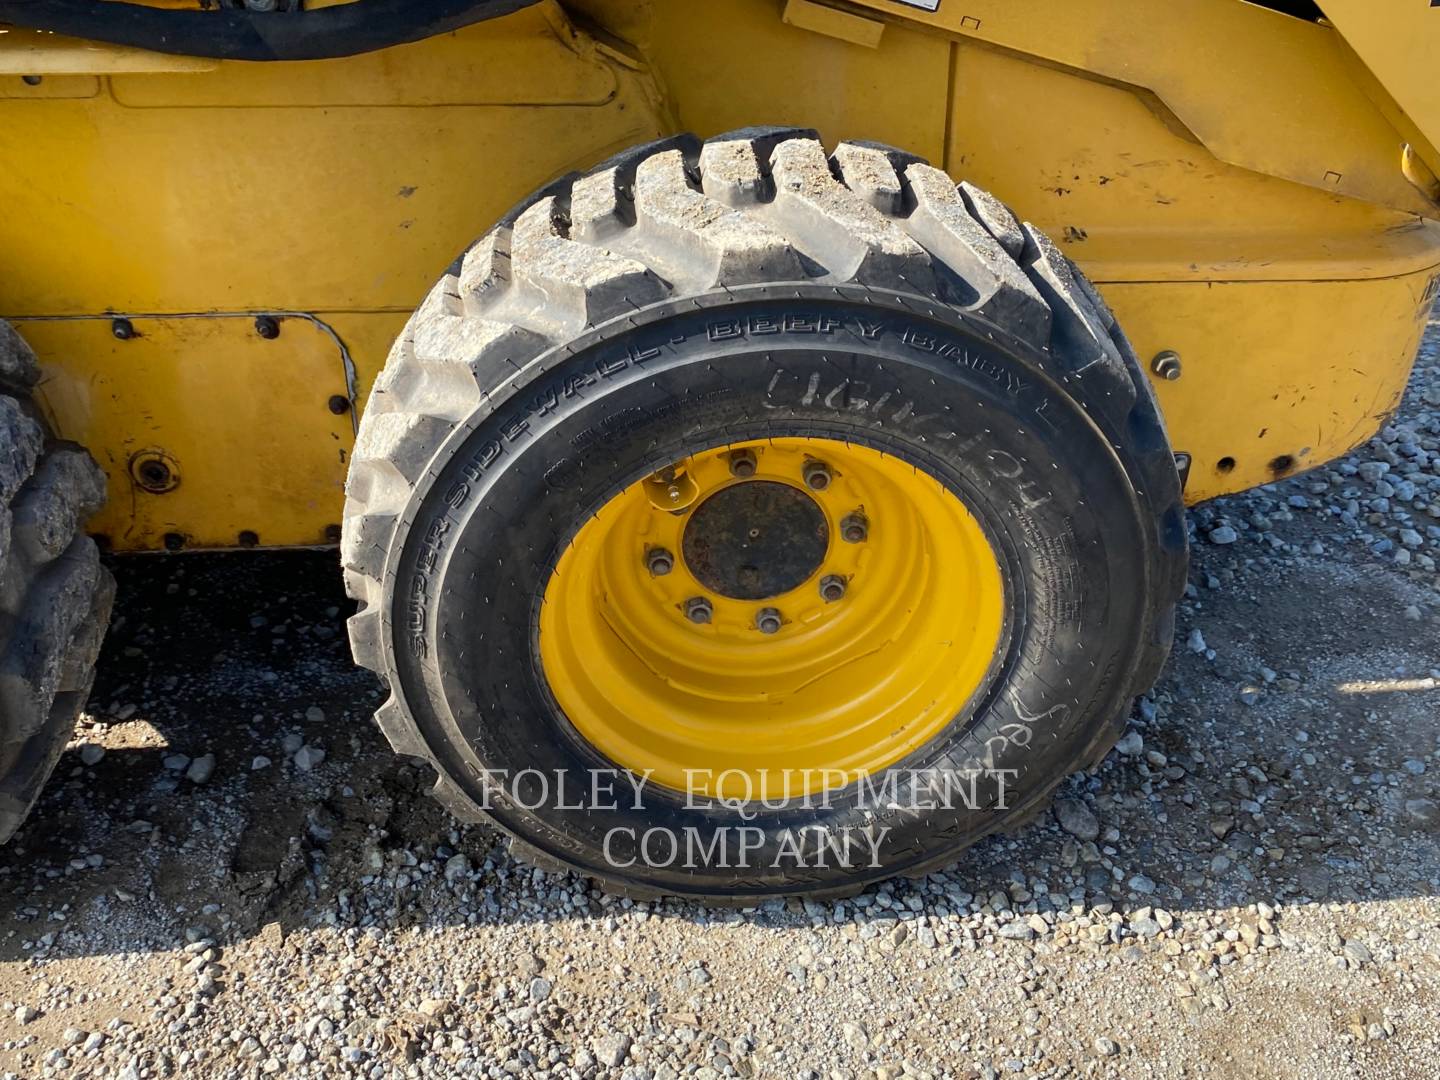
(1, 316, 1438, 1079)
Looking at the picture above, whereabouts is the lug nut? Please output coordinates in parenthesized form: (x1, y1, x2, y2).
(1151, 350, 1182, 381)
(802, 461, 831, 491)
(840, 513, 869, 543)
(819, 574, 847, 603)
(728, 449, 757, 478)
(646, 547, 674, 576)
(756, 607, 782, 634)
(685, 597, 713, 624)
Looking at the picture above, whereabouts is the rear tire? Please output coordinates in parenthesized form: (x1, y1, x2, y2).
(0, 322, 114, 843)
(342, 130, 1188, 899)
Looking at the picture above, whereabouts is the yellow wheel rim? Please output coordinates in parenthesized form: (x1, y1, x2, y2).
(538, 438, 1005, 801)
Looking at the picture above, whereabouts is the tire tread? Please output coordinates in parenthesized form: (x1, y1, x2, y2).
(342, 130, 1188, 897)
(0, 342, 114, 843)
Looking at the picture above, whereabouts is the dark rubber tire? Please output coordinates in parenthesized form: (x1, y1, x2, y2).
(342, 130, 1188, 900)
(0, 322, 115, 843)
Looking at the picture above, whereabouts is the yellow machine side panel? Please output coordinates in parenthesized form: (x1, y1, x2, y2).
(0, 7, 665, 316)
(1319, 0, 1440, 181)
(940, 41, 1440, 284)
(643, 0, 950, 163)
(841, 0, 1438, 218)
(16, 314, 371, 550)
(1112, 266, 1438, 503)
(0, 5, 668, 551)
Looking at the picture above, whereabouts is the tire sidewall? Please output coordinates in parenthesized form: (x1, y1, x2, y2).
(385, 286, 1152, 896)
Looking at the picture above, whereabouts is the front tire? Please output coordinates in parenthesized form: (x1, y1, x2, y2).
(342, 129, 1187, 900)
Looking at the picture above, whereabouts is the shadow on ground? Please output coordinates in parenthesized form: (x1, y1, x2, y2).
(0, 531, 1436, 963)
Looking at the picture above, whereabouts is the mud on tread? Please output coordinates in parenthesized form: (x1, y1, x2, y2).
(0, 324, 115, 843)
(343, 129, 1187, 895)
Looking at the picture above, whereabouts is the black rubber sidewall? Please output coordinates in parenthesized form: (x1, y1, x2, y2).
(388, 290, 1153, 896)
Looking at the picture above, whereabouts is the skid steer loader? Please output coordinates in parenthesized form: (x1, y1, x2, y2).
(0, 0, 1436, 900)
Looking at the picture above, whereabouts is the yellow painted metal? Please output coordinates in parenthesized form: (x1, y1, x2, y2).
(934, 38, 1440, 285)
(1402, 145, 1440, 206)
(0, 72, 98, 98)
(640, 0, 950, 164)
(537, 439, 1005, 800)
(0, 6, 663, 317)
(1, 0, 1438, 550)
(0, 3, 666, 549)
(1109, 264, 1440, 502)
(1318, 1, 1440, 183)
(0, 28, 217, 74)
(842, 0, 1440, 218)
(16, 314, 361, 550)
(781, 0, 885, 49)
(642, 468, 700, 513)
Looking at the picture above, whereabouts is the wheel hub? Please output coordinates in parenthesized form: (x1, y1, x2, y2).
(682, 480, 829, 600)
(537, 437, 1006, 799)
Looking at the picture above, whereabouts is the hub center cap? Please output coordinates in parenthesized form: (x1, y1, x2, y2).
(682, 480, 828, 600)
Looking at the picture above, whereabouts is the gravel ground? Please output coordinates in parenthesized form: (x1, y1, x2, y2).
(1, 315, 1437, 1080)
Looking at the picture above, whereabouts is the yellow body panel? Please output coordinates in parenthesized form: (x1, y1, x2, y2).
(843, 0, 1440, 218)
(1, 0, 1437, 549)
(0, 9, 664, 316)
(16, 313, 365, 549)
(1112, 267, 1438, 501)
(0, 30, 218, 75)
(1318, 0, 1440, 183)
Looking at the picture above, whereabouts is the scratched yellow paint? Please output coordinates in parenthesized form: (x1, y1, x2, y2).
(18, 314, 367, 550)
